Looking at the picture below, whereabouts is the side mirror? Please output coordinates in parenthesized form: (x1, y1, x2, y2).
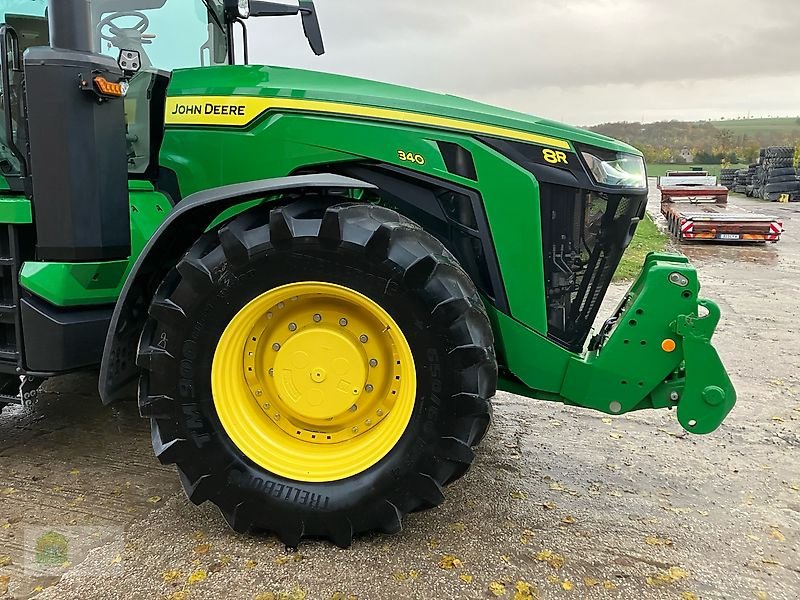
(248, 1, 297, 17)
(299, 0, 324, 56)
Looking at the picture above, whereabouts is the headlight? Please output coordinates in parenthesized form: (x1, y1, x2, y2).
(237, 0, 250, 18)
(581, 150, 647, 190)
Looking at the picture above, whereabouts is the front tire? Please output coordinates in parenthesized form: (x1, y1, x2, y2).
(138, 201, 496, 547)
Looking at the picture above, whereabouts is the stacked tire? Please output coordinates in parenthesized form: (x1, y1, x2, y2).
(745, 163, 758, 197)
(733, 169, 748, 195)
(759, 146, 798, 201)
(719, 168, 737, 190)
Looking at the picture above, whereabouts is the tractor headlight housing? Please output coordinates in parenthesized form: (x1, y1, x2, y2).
(580, 149, 647, 190)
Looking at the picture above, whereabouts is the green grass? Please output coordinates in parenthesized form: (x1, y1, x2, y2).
(614, 215, 668, 281)
(710, 117, 800, 137)
(646, 163, 746, 178)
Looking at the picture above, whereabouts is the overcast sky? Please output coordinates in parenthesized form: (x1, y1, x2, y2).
(247, 0, 800, 126)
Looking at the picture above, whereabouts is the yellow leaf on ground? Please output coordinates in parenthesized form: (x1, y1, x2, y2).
(110, 554, 122, 565)
(646, 566, 689, 587)
(602, 581, 617, 590)
(0, 488, 15, 496)
(193, 531, 206, 541)
(427, 539, 441, 549)
(545, 575, 559, 585)
(680, 593, 699, 600)
(754, 593, 768, 600)
(500, 554, 510, 563)
(408, 570, 419, 580)
(561, 580, 574, 591)
(459, 573, 473, 583)
(561, 515, 576, 525)
(601, 418, 612, 424)
(274, 555, 291, 566)
(162, 569, 182, 583)
(194, 543, 211, 554)
(392, 571, 408, 582)
(187, 569, 207, 584)
(147, 496, 162, 504)
(541, 502, 557, 510)
(645, 536, 673, 546)
(520, 529, 536, 545)
(0, 555, 10, 567)
(534, 549, 565, 569)
(68, 469, 80, 475)
(488, 581, 506, 596)
(449, 522, 466, 533)
(254, 594, 276, 600)
(583, 578, 600, 587)
(511, 491, 528, 500)
(0, 575, 9, 596)
(769, 529, 786, 542)
(548, 482, 565, 491)
(513, 580, 536, 599)
(166, 593, 188, 600)
(245, 559, 257, 569)
(439, 554, 463, 570)
(33, 586, 44, 593)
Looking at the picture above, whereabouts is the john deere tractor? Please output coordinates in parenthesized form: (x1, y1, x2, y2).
(0, 0, 735, 546)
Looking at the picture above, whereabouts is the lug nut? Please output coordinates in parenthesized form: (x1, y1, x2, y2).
(359, 334, 369, 343)
(352, 426, 358, 433)
(255, 389, 262, 396)
(669, 391, 680, 402)
(365, 419, 372, 426)
(274, 413, 281, 420)
(339, 318, 348, 327)
(269, 368, 274, 377)
(365, 384, 374, 393)
(264, 402, 271, 409)
(350, 404, 358, 412)
(277, 302, 285, 309)
(272, 343, 281, 351)
(377, 409, 384, 417)
(313, 314, 322, 323)
(369, 358, 378, 367)
(288, 322, 297, 332)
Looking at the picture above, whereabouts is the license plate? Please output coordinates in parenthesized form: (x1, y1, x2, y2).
(718, 233, 740, 240)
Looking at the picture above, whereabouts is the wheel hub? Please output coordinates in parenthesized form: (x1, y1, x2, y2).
(272, 328, 366, 422)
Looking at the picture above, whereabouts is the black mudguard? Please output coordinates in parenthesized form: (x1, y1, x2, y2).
(98, 173, 376, 404)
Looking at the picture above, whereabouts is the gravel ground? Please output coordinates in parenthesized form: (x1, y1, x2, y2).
(1, 186, 798, 600)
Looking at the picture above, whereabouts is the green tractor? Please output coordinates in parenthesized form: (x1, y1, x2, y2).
(0, 0, 735, 546)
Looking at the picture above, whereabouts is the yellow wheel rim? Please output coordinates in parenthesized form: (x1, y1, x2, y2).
(211, 282, 416, 482)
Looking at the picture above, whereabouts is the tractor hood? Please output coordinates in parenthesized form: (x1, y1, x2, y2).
(167, 65, 639, 156)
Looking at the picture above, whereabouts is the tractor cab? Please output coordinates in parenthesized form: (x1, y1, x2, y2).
(0, 1, 229, 180)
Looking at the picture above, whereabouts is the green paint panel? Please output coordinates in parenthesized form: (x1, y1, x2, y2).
(161, 109, 549, 329)
(168, 66, 639, 155)
(0, 195, 32, 224)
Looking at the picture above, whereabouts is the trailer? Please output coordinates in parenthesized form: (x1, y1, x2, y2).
(659, 172, 783, 243)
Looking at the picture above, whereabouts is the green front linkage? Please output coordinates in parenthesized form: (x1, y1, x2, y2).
(499, 252, 736, 434)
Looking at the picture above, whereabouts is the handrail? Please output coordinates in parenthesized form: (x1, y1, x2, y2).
(0, 25, 27, 176)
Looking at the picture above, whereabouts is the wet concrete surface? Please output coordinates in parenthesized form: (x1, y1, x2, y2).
(1, 186, 799, 599)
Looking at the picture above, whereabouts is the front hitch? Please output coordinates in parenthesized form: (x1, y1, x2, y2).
(560, 252, 736, 433)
